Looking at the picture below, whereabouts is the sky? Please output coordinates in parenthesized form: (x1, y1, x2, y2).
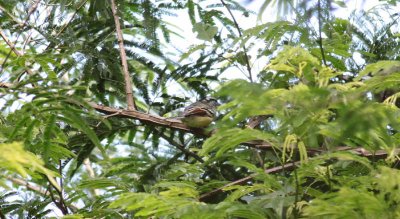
(165, 0, 392, 51)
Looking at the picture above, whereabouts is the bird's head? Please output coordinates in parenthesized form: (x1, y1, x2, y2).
(200, 97, 219, 108)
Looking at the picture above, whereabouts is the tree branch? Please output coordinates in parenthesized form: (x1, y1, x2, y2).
(0, 82, 13, 88)
(7, 176, 50, 196)
(246, 142, 400, 158)
(199, 162, 299, 201)
(0, 82, 209, 136)
(88, 102, 208, 136)
(110, 0, 136, 110)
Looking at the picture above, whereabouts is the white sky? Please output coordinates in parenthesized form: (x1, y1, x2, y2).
(165, 0, 392, 51)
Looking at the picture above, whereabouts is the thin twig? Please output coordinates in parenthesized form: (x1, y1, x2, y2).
(1, 0, 90, 87)
(317, 0, 327, 66)
(220, 0, 253, 82)
(0, 82, 13, 88)
(0, 4, 22, 25)
(110, 0, 136, 110)
(293, 160, 300, 219)
(49, 164, 68, 215)
(37, 0, 89, 62)
(0, 28, 35, 78)
(83, 158, 96, 177)
(59, 160, 63, 193)
(245, 115, 272, 170)
(0, 0, 40, 75)
(83, 158, 100, 196)
(56, 0, 89, 36)
(7, 176, 50, 196)
(0, 30, 24, 56)
(7, 176, 78, 212)
(103, 110, 123, 119)
(21, 30, 34, 53)
(157, 131, 205, 163)
(48, 186, 68, 215)
(247, 143, 400, 158)
(246, 115, 271, 129)
(58, 160, 68, 214)
(199, 162, 299, 201)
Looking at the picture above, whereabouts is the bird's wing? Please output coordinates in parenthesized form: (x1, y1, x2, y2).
(183, 106, 213, 117)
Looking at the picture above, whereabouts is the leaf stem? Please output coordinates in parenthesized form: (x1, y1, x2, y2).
(220, 0, 253, 82)
(317, 0, 327, 66)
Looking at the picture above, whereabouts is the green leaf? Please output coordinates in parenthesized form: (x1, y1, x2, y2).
(200, 128, 277, 157)
(57, 111, 106, 158)
(192, 22, 218, 41)
(0, 142, 60, 190)
(356, 60, 400, 80)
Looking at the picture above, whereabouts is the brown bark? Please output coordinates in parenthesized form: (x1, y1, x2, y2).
(110, 0, 136, 110)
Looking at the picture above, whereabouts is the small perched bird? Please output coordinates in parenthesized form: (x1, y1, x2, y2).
(181, 97, 219, 128)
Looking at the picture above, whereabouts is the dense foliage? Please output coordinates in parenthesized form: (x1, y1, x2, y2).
(0, 0, 400, 218)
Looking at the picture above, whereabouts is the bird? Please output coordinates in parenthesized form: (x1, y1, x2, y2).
(180, 97, 219, 128)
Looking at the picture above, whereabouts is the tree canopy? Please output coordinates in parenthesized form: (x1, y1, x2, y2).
(1, 0, 400, 218)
